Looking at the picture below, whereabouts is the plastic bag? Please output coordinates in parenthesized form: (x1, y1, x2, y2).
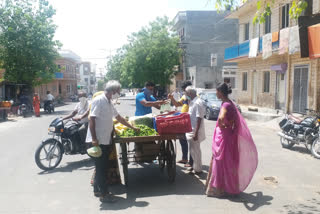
(87, 146, 102, 158)
(160, 103, 171, 112)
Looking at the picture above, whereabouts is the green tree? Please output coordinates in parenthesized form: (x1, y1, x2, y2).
(213, 0, 310, 24)
(106, 17, 181, 88)
(0, 0, 61, 86)
(97, 79, 105, 91)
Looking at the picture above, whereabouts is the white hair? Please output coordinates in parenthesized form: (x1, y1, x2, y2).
(185, 86, 197, 96)
(105, 80, 121, 92)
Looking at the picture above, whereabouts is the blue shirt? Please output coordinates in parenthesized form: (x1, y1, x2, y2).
(135, 92, 156, 116)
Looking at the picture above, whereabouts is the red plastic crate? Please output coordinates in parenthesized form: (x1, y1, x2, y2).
(155, 112, 192, 135)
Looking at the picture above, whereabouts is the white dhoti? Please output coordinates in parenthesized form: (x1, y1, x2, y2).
(186, 133, 203, 173)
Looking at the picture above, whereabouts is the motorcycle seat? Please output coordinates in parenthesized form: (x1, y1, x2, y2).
(288, 115, 303, 124)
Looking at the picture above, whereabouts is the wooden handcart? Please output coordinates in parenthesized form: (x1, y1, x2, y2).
(113, 134, 184, 186)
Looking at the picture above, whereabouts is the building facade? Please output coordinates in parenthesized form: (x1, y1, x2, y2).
(35, 57, 79, 101)
(173, 11, 239, 89)
(78, 62, 96, 94)
(225, 0, 320, 113)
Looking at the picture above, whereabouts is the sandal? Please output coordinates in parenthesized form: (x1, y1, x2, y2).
(177, 159, 188, 164)
(184, 163, 192, 168)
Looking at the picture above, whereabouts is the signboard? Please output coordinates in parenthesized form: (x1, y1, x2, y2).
(210, 54, 217, 67)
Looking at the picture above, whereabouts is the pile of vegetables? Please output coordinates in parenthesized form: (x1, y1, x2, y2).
(130, 116, 153, 128)
(120, 124, 158, 137)
(114, 123, 128, 136)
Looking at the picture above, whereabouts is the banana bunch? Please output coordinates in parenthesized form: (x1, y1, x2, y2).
(114, 123, 128, 136)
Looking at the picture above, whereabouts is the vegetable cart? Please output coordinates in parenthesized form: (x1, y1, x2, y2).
(113, 134, 184, 186)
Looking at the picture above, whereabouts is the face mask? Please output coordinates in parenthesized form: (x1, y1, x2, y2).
(79, 97, 87, 107)
(186, 96, 191, 101)
(144, 88, 152, 100)
(112, 92, 120, 100)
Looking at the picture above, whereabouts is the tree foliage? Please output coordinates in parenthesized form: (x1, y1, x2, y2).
(106, 17, 181, 88)
(212, 0, 309, 24)
(97, 79, 105, 91)
(0, 0, 61, 86)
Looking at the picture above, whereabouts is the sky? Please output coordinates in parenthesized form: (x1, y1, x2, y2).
(51, 0, 215, 74)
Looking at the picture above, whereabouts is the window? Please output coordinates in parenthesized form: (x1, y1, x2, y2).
(58, 65, 61, 69)
(229, 77, 236, 89)
(242, 72, 248, 91)
(179, 28, 185, 39)
(52, 85, 57, 93)
(244, 23, 250, 41)
(265, 15, 271, 34)
(204, 83, 213, 89)
(67, 85, 71, 93)
(281, 4, 290, 29)
(85, 78, 88, 83)
(263, 71, 270, 93)
(302, 0, 313, 16)
(281, 73, 285, 80)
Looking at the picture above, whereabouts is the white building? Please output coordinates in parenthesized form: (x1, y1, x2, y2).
(78, 62, 96, 94)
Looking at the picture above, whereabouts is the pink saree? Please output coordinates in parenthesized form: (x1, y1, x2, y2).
(206, 101, 258, 195)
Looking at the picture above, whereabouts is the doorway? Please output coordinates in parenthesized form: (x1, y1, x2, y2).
(293, 65, 309, 113)
(252, 71, 258, 105)
(275, 72, 286, 110)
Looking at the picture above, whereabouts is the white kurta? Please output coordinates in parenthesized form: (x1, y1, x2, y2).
(86, 94, 119, 145)
(186, 97, 205, 172)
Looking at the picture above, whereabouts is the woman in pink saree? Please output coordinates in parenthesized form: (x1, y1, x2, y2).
(206, 83, 258, 197)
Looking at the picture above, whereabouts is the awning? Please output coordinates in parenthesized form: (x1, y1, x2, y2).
(308, 24, 320, 59)
(271, 63, 287, 74)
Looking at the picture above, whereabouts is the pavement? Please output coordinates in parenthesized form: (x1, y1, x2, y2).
(0, 99, 320, 214)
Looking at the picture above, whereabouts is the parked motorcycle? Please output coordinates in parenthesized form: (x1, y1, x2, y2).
(18, 104, 28, 117)
(278, 109, 320, 158)
(44, 100, 55, 114)
(70, 94, 79, 102)
(34, 118, 87, 170)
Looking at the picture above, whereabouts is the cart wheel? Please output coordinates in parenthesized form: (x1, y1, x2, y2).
(120, 143, 129, 186)
(166, 140, 176, 183)
(158, 140, 165, 171)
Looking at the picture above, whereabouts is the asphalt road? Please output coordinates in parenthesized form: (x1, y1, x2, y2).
(0, 98, 320, 214)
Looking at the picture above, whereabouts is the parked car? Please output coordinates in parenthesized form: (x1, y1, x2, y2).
(199, 91, 241, 120)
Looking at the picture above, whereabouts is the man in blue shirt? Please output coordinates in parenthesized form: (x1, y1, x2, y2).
(135, 81, 167, 116)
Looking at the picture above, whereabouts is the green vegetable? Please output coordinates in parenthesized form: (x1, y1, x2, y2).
(131, 117, 153, 128)
(120, 124, 158, 137)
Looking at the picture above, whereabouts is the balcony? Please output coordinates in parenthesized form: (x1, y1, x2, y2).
(224, 35, 284, 61)
(239, 41, 250, 57)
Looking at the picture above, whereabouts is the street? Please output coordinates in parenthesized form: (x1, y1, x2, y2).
(1, 99, 320, 214)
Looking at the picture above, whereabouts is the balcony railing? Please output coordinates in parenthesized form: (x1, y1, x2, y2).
(239, 41, 250, 57)
(224, 36, 280, 61)
(54, 72, 77, 80)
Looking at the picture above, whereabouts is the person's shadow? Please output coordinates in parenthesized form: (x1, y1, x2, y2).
(227, 191, 273, 211)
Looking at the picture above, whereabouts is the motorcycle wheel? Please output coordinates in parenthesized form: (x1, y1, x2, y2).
(280, 136, 295, 149)
(35, 139, 63, 171)
(311, 138, 320, 159)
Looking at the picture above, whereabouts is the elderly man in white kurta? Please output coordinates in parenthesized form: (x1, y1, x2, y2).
(86, 80, 139, 203)
(185, 86, 206, 175)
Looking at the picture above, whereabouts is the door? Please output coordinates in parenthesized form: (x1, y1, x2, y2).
(293, 65, 308, 113)
(252, 72, 258, 105)
(275, 72, 286, 110)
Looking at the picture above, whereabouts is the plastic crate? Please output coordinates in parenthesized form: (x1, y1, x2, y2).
(154, 112, 192, 135)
